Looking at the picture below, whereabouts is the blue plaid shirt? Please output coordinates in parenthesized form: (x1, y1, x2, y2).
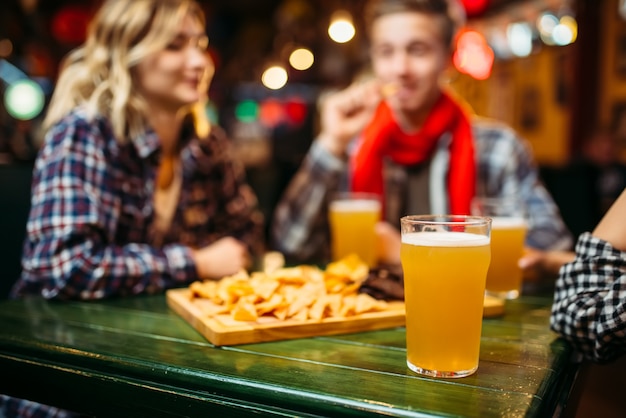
(271, 116, 573, 263)
(551, 232, 626, 363)
(11, 107, 264, 300)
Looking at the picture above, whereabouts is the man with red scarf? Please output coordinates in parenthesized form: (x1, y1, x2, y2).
(271, 0, 572, 283)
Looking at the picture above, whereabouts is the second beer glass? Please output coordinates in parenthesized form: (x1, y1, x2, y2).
(328, 192, 381, 267)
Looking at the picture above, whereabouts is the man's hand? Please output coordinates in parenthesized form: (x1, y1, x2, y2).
(518, 247, 575, 283)
(317, 80, 383, 157)
(375, 221, 402, 265)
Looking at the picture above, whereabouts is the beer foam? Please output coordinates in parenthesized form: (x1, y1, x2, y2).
(402, 231, 490, 247)
(491, 216, 527, 229)
(329, 199, 381, 212)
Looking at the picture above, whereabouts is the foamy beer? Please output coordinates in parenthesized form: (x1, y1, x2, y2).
(400, 215, 491, 378)
(471, 197, 528, 299)
(328, 193, 381, 267)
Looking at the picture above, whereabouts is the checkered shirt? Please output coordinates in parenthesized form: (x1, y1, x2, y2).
(551, 232, 626, 363)
(10, 107, 264, 300)
(271, 116, 573, 264)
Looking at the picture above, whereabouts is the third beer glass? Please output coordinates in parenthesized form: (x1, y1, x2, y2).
(472, 196, 528, 299)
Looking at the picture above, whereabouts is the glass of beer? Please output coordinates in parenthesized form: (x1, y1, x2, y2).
(328, 192, 381, 267)
(471, 196, 528, 299)
(400, 215, 491, 378)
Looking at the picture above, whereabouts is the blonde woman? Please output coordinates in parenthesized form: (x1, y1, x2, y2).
(10, 0, 264, 302)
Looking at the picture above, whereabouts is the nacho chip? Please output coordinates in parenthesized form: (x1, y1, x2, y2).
(232, 298, 258, 321)
(189, 254, 386, 322)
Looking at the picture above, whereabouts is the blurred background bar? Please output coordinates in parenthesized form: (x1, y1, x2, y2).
(0, 0, 625, 277)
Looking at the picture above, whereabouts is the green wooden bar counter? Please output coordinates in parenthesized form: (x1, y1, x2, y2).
(0, 294, 581, 417)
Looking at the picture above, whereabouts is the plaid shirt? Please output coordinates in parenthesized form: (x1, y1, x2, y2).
(0, 395, 82, 418)
(271, 116, 572, 264)
(551, 232, 626, 363)
(11, 107, 264, 300)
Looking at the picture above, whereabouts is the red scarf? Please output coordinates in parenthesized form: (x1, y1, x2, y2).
(351, 91, 475, 215)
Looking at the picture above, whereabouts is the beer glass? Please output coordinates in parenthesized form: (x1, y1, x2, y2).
(471, 196, 528, 299)
(328, 192, 381, 267)
(400, 215, 491, 378)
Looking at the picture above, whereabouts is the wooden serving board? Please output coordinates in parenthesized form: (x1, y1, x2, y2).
(167, 288, 505, 346)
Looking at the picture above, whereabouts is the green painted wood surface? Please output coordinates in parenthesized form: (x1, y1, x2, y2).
(0, 295, 580, 417)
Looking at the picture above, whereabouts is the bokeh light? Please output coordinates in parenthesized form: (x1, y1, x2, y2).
(284, 98, 308, 126)
(453, 30, 494, 80)
(0, 39, 13, 58)
(460, 0, 490, 17)
(289, 48, 314, 71)
(537, 12, 559, 45)
(235, 99, 259, 123)
(261, 65, 288, 90)
(554, 15, 577, 46)
(51, 5, 91, 44)
(507, 22, 533, 58)
(205, 101, 219, 125)
(259, 98, 285, 127)
(328, 11, 355, 44)
(4, 79, 45, 120)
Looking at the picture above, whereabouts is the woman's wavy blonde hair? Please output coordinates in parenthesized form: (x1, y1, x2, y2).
(44, 0, 210, 141)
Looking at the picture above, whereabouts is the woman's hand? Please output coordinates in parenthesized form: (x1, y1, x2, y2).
(191, 237, 251, 280)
